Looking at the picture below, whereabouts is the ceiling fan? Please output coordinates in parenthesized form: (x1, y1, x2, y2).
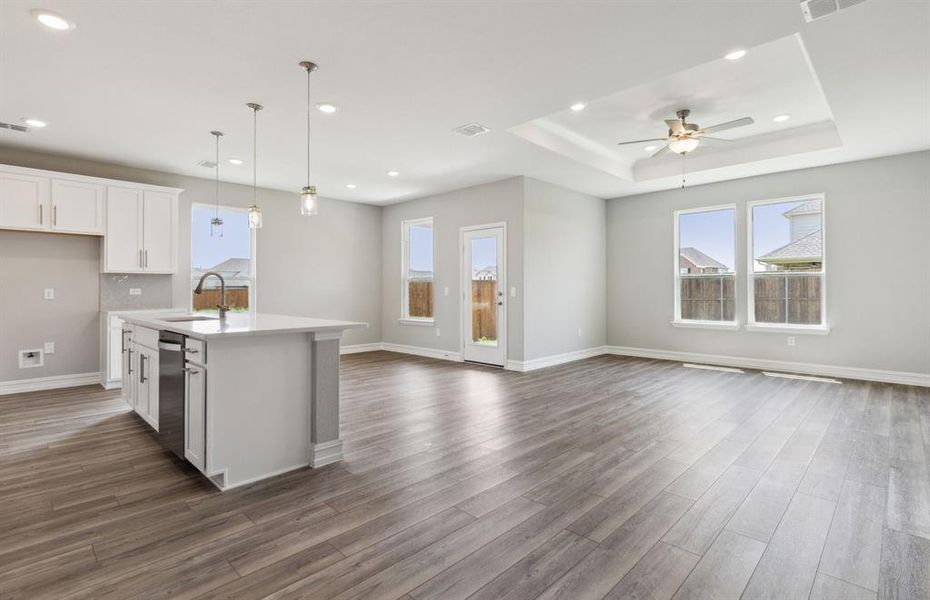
(618, 109, 754, 157)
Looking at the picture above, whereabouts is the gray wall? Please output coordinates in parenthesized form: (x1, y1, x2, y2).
(0, 230, 101, 380)
(607, 151, 930, 375)
(524, 177, 606, 360)
(0, 146, 383, 382)
(381, 177, 525, 361)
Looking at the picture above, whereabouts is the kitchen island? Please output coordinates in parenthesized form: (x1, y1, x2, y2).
(120, 312, 365, 490)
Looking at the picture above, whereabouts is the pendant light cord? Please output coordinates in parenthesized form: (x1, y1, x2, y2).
(214, 134, 220, 218)
(252, 108, 257, 204)
(306, 68, 311, 188)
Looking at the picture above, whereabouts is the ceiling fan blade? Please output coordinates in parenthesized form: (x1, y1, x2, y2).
(650, 144, 671, 158)
(617, 138, 667, 146)
(699, 117, 754, 134)
(665, 119, 685, 134)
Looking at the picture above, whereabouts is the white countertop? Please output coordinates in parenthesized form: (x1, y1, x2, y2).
(121, 312, 367, 340)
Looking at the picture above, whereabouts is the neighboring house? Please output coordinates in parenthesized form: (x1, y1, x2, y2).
(679, 247, 729, 274)
(193, 257, 251, 288)
(409, 269, 434, 281)
(472, 266, 497, 280)
(758, 199, 823, 271)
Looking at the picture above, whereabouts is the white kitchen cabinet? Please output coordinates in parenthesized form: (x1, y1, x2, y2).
(132, 341, 159, 430)
(104, 186, 177, 273)
(0, 171, 50, 231)
(50, 179, 105, 235)
(184, 363, 207, 471)
(121, 330, 134, 407)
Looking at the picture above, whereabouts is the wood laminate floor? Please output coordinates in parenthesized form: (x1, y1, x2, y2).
(1, 352, 929, 599)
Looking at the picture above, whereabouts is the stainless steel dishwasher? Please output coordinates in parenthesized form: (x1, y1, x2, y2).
(157, 331, 186, 458)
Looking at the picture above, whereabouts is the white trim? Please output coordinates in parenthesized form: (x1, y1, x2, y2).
(0, 163, 184, 194)
(683, 363, 745, 373)
(747, 192, 826, 329)
(398, 318, 435, 327)
(745, 323, 830, 335)
(0, 371, 103, 395)
(763, 372, 840, 384)
(340, 343, 383, 354)
(605, 346, 930, 387)
(309, 439, 344, 468)
(382, 342, 463, 362)
(671, 320, 739, 331)
(401, 216, 435, 321)
(506, 346, 607, 372)
(209, 461, 308, 492)
(673, 204, 737, 324)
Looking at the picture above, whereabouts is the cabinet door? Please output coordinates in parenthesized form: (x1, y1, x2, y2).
(135, 348, 150, 420)
(146, 351, 159, 430)
(51, 179, 105, 234)
(185, 365, 206, 471)
(105, 187, 144, 272)
(0, 172, 50, 231)
(121, 338, 134, 406)
(142, 191, 176, 272)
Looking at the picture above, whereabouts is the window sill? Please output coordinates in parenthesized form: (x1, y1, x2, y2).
(745, 323, 830, 335)
(671, 320, 740, 331)
(398, 318, 435, 327)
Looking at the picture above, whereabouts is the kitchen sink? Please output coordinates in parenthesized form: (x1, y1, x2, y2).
(160, 315, 219, 322)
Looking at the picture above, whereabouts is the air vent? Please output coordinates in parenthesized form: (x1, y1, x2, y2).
(800, 0, 868, 22)
(0, 121, 30, 132)
(197, 160, 217, 169)
(452, 122, 490, 137)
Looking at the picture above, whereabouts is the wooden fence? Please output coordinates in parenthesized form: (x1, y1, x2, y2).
(193, 287, 249, 311)
(408, 280, 498, 341)
(680, 275, 735, 321)
(680, 273, 822, 324)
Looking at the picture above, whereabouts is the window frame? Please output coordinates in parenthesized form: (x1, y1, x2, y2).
(672, 204, 739, 331)
(400, 216, 435, 325)
(746, 193, 828, 335)
(189, 202, 257, 314)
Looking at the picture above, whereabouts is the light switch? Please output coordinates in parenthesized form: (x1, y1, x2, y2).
(129, 288, 142, 296)
(44, 342, 55, 354)
(44, 288, 54, 300)
(510, 287, 517, 298)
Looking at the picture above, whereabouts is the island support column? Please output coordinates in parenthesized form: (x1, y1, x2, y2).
(309, 331, 344, 467)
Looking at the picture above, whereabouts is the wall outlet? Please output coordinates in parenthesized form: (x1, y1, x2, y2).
(44, 342, 55, 354)
(435, 328, 441, 337)
(43, 288, 54, 300)
(510, 287, 517, 298)
(129, 288, 142, 296)
(787, 336, 796, 347)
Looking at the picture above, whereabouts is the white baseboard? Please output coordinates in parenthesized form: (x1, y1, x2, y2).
(381, 342, 463, 362)
(340, 342, 384, 355)
(506, 346, 608, 372)
(0, 371, 103, 396)
(605, 346, 930, 387)
(309, 439, 344, 468)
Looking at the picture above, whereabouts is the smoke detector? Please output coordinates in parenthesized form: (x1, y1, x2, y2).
(800, 0, 869, 22)
(452, 122, 490, 137)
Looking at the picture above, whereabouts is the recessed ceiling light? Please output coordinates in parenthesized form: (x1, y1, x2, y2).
(725, 49, 746, 60)
(387, 170, 399, 177)
(316, 103, 338, 114)
(227, 158, 243, 165)
(345, 183, 357, 189)
(569, 102, 586, 112)
(644, 145, 657, 152)
(773, 114, 791, 122)
(22, 118, 47, 128)
(31, 9, 74, 30)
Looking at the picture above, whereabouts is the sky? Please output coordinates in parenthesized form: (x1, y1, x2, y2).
(679, 200, 819, 272)
(409, 225, 499, 276)
(192, 205, 251, 269)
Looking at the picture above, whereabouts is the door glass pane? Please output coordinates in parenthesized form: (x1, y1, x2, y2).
(470, 236, 498, 346)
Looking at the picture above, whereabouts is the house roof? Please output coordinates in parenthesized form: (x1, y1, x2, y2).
(208, 257, 250, 275)
(783, 198, 822, 217)
(679, 247, 728, 270)
(758, 229, 823, 262)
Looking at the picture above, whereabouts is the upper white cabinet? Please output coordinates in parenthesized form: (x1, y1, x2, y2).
(0, 171, 50, 230)
(0, 164, 182, 273)
(50, 179, 105, 234)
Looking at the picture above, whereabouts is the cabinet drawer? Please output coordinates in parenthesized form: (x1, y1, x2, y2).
(184, 337, 206, 365)
(134, 325, 159, 350)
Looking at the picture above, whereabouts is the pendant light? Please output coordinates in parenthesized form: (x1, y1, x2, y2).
(209, 130, 224, 237)
(299, 61, 319, 216)
(246, 102, 263, 229)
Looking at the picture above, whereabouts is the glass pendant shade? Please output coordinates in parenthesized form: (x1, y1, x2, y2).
(210, 216, 224, 238)
(669, 137, 699, 154)
(248, 204, 263, 229)
(300, 186, 318, 215)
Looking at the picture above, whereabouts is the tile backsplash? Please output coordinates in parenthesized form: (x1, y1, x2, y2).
(100, 274, 174, 311)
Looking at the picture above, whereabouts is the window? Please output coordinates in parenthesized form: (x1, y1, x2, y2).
(191, 204, 255, 313)
(674, 206, 737, 326)
(402, 217, 434, 322)
(748, 195, 825, 330)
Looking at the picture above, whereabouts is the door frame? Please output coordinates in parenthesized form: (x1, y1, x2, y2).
(459, 222, 507, 366)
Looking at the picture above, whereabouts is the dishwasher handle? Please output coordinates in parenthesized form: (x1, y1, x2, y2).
(158, 341, 183, 352)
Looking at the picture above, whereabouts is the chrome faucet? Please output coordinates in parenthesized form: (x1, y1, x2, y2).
(194, 271, 229, 320)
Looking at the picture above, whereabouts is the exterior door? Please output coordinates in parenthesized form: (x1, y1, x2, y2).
(461, 224, 506, 366)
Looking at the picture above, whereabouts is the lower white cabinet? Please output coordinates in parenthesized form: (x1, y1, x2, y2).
(120, 325, 134, 406)
(126, 332, 159, 431)
(184, 362, 207, 471)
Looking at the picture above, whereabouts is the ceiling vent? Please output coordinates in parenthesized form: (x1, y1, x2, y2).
(800, 0, 868, 22)
(0, 121, 30, 132)
(197, 160, 217, 169)
(452, 122, 490, 137)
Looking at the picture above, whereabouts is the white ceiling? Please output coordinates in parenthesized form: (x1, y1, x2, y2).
(0, 0, 927, 204)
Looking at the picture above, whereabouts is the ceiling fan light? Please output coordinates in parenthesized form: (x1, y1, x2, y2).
(300, 186, 319, 216)
(669, 138, 699, 154)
